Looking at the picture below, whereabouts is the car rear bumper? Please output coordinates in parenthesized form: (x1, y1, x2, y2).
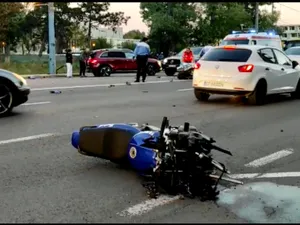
(194, 87, 251, 96)
(13, 87, 30, 107)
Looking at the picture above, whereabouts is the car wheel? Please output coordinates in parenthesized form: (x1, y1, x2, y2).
(248, 80, 267, 105)
(165, 70, 175, 76)
(194, 89, 210, 101)
(92, 69, 102, 77)
(291, 79, 300, 99)
(146, 64, 156, 76)
(177, 72, 187, 80)
(99, 65, 112, 77)
(0, 83, 14, 117)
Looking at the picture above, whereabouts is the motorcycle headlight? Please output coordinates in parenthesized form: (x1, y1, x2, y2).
(163, 59, 167, 64)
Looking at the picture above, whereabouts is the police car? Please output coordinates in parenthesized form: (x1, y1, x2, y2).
(192, 45, 300, 105)
(220, 30, 283, 50)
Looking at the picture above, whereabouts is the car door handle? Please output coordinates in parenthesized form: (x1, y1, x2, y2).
(265, 67, 270, 71)
(281, 68, 285, 71)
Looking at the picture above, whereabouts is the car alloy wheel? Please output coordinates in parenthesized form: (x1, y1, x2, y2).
(0, 84, 13, 115)
(100, 66, 112, 77)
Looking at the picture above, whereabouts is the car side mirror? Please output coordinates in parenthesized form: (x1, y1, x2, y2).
(292, 60, 299, 69)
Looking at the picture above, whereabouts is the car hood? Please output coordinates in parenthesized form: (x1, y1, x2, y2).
(165, 56, 181, 60)
(288, 55, 300, 61)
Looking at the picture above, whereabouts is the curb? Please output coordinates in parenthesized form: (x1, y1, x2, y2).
(23, 73, 82, 79)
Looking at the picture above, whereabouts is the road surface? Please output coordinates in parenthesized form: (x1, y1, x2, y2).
(1, 73, 300, 223)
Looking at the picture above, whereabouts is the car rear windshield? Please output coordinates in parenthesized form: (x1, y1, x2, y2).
(201, 48, 252, 62)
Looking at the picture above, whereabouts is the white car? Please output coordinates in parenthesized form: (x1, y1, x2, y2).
(285, 47, 300, 64)
(192, 45, 300, 105)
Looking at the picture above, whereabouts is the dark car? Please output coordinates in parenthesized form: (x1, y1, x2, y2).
(0, 69, 30, 116)
(162, 46, 204, 76)
(87, 49, 162, 77)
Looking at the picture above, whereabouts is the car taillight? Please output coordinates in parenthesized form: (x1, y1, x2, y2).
(194, 62, 201, 70)
(91, 59, 97, 64)
(238, 64, 254, 73)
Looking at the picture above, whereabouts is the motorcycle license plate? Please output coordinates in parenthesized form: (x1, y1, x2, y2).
(203, 80, 224, 87)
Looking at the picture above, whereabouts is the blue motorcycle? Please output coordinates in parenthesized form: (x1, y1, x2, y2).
(71, 117, 243, 200)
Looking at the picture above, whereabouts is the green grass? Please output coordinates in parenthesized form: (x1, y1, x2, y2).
(0, 62, 80, 75)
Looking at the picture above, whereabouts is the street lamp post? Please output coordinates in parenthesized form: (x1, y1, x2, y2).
(48, 2, 56, 75)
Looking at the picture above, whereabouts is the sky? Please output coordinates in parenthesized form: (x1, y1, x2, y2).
(108, 2, 300, 34)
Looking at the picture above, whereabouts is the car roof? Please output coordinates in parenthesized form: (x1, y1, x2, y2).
(93, 48, 133, 53)
(214, 45, 282, 51)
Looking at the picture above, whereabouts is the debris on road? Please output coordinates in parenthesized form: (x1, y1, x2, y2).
(157, 76, 161, 78)
(28, 76, 36, 79)
(50, 90, 62, 94)
(108, 84, 115, 88)
(126, 81, 131, 86)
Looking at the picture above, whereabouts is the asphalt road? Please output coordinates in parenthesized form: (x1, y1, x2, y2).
(1, 72, 300, 223)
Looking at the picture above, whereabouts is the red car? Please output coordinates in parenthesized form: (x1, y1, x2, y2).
(88, 49, 162, 77)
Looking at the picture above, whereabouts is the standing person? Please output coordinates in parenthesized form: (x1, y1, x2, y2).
(133, 37, 150, 82)
(65, 49, 73, 78)
(79, 49, 88, 77)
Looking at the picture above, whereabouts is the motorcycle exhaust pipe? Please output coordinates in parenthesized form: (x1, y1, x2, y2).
(209, 174, 244, 185)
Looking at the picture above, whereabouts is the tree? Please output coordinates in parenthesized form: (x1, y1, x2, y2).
(121, 41, 136, 50)
(140, 2, 197, 55)
(123, 30, 145, 39)
(0, 3, 25, 62)
(74, 3, 130, 48)
(92, 37, 113, 50)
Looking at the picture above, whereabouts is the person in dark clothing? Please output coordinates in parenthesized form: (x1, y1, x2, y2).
(79, 49, 89, 77)
(133, 37, 150, 82)
(65, 49, 73, 78)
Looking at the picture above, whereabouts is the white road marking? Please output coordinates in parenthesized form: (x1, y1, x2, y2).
(177, 88, 193, 92)
(117, 195, 180, 217)
(0, 133, 59, 145)
(229, 172, 300, 179)
(31, 80, 187, 91)
(22, 101, 51, 106)
(244, 148, 294, 168)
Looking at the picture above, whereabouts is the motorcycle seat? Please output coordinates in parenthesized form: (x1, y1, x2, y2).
(78, 127, 137, 163)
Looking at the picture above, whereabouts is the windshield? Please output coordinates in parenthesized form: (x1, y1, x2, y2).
(285, 45, 300, 54)
(286, 41, 300, 49)
(177, 47, 203, 57)
(220, 40, 249, 45)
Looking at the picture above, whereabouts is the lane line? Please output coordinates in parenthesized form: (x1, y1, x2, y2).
(229, 172, 300, 179)
(0, 133, 59, 145)
(22, 101, 51, 106)
(244, 148, 294, 168)
(31, 80, 188, 91)
(177, 88, 193, 92)
(117, 195, 181, 217)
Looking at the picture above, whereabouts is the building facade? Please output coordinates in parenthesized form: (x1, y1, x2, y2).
(279, 24, 300, 41)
